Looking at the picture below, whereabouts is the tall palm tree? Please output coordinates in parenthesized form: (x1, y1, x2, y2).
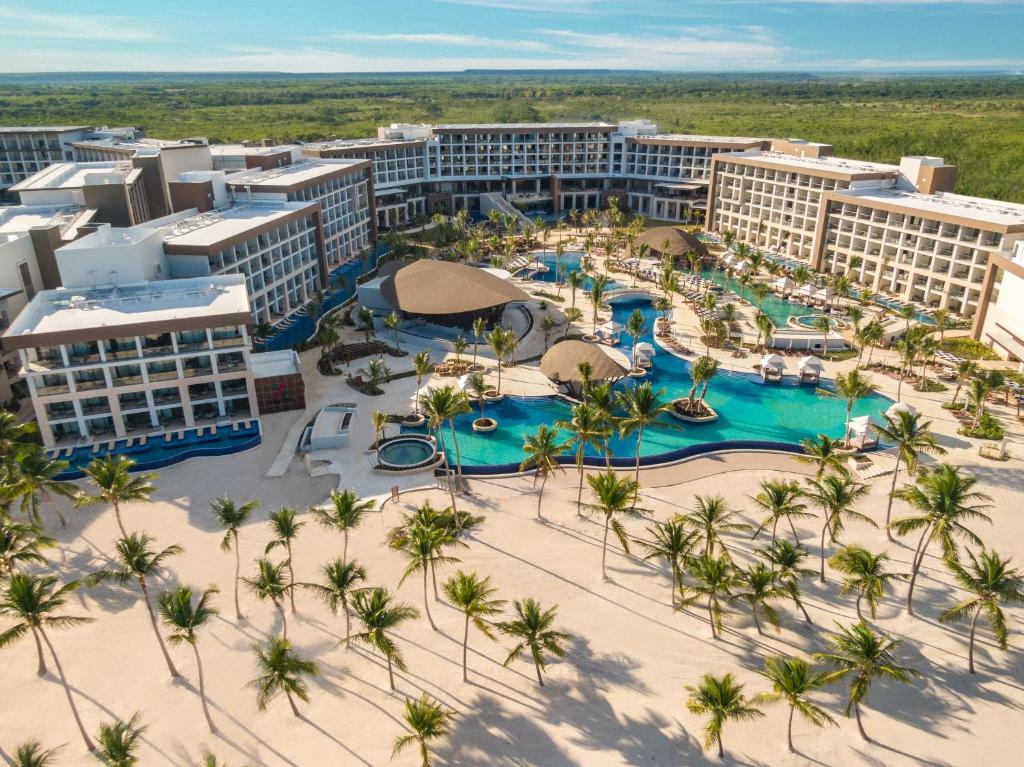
(685, 673, 764, 759)
(485, 326, 512, 394)
(566, 269, 585, 311)
(306, 558, 366, 646)
(412, 350, 432, 417)
(265, 507, 304, 614)
(75, 456, 157, 539)
(0, 573, 94, 750)
(519, 425, 570, 519)
(756, 656, 836, 753)
(587, 274, 610, 333)
(829, 546, 907, 621)
(940, 548, 1024, 674)
(749, 479, 810, 545)
(833, 369, 875, 446)
(243, 557, 293, 638)
(624, 308, 648, 369)
(210, 496, 259, 620)
(471, 317, 487, 367)
(10, 445, 76, 528)
(617, 381, 671, 490)
(556, 401, 611, 516)
(586, 382, 619, 467)
(422, 385, 472, 514)
(892, 463, 993, 616)
(797, 434, 846, 480)
(680, 553, 740, 639)
(684, 355, 718, 415)
(803, 472, 872, 582)
(949, 359, 979, 406)
(875, 410, 946, 543)
(312, 489, 375, 561)
(350, 587, 419, 691)
(731, 563, 786, 635)
(443, 571, 506, 682)
(496, 598, 569, 687)
(158, 585, 219, 733)
(756, 540, 815, 623)
(95, 711, 145, 767)
(583, 470, 647, 580)
(684, 494, 751, 557)
(88, 533, 183, 678)
(383, 311, 402, 353)
(635, 516, 698, 607)
(393, 693, 455, 767)
(814, 621, 920, 742)
(10, 741, 62, 767)
(248, 638, 318, 717)
(398, 524, 460, 631)
(0, 519, 55, 574)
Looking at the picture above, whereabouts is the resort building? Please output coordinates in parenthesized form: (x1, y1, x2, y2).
(210, 143, 304, 172)
(10, 162, 156, 227)
(224, 159, 375, 270)
(0, 125, 141, 200)
(972, 240, 1024, 362)
(0, 274, 258, 449)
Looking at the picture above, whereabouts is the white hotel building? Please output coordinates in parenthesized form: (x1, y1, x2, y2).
(1, 275, 257, 448)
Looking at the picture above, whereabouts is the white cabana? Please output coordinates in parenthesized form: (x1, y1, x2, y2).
(723, 254, 738, 267)
(773, 276, 794, 293)
(733, 261, 751, 274)
(797, 355, 824, 383)
(885, 401, 918, 420)
(813, 286, 833, 303)
(797, 283, 816, 299)
(848, 415, 880, 450)
(596, 320, 623, 345)
(760, 353, 786, 382)
(634, 341, 656, 368)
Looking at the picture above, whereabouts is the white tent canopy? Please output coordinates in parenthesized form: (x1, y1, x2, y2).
(886, 401, 918, 420)
(761, 353, 786, 370)
(849, 415, 875, 435)
(813, 287, 833, 301)
(797, 283, 816, 298)
(774, 276, 794, 291)
(733, 261, 751, 273)
(798, 355, 824, 372)
(635, 341, 656, 355)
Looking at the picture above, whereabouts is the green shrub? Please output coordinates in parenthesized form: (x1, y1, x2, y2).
(939, 337, 1000, 361)
(959, 411, 1005, 440)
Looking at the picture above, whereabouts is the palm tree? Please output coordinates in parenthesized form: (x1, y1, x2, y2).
(306, 558, 366, 646)
(892, 463, 993, 616)
(412, 350, 432, 417)
(0, 573, 94, 750)
(583, 470, 648, 580)
(9, 445, 76, 528)
(731, 563, 786, 635)
(158, 585, 219, 733)
(829, 546, 907, 621)
(356, 305, 375, 343)
(756, 540, 816, 623)
(519, 425, 570, 519)
(95, 712, 144, 767)
(350, 587, 420, 691)
(443, 571, 506, 682)
(804, 473, 872, 582)
(949, 359, 979, 406)
(625, 308, 648, 369)
(834, 369, 875, 446)
(556, 401, 610, 516)
(635, 516, 698, 607)
(89, 533, 183, 678)
(383, 311, 402, 353)
(0, 519, 55, 574)
(398, 523, 460, 631)
(587, 274, 610, 333)
(357, 357, 390, 393)
(312, 488, 375, 561)
(422, 385, 471, 509)
(684, 355, 717, 415)
(874, 410, 945, 543)
(685, 673, 764, 758)
(210, 496, 259, 620)
(684, 494, 751, 557)
(248, 638, 318, 717)
(797, 434, 846, 479)
(940, 548, 1024, 674)
(496, 598, 569, 687)
(814, 622, 920, 742)
(749, 479, 810, 546)
(265, 507, 304, 614)
(680, 553, 740, 639)
(10, 741, 62, 766)
(566, 269, 585, 311)
(486, 326, 512, 393)
(393, 693, 455, 767)
(244, 557, 293, 638)
(617, 381, 671, 490)
(75, 456, 157, 539)
(756, 656, 836, 753)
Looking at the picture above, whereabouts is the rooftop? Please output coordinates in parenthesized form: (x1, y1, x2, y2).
(0, 125, 89, 133)
(70, 137, 206, 156)
(726, 150, 899, 176)
(304, 136, 425, 151)
(226, 159, 365, 188)
(2, 274, 250, 344)
(10, 161, 140, 192)
(435, 122, 615, 130)
(0, 204, 86, 239)
(159, 201, 315, 247)
(834, 189, 1024, 228)
(642, 133, 769, 144)
(209, 143, 300, 157)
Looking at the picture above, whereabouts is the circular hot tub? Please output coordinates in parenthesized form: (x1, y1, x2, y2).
(377, 436, 441, 472)
(789, 314, 847, 331)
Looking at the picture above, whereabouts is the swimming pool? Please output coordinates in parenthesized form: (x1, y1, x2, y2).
(378, 437, 437, 468)
(793, 314, 845, 331)
(528, 251, 627, 292)
(700, 268, 820, 328)
(405, 296, 892, 469)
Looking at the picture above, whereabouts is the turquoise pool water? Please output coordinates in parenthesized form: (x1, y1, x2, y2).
(379, 439, 435, 466)
(407, 296, 892, 467)
(528, 251, 626, 292)
(700, 268, 819, 328)
(794, 314, 844, 330)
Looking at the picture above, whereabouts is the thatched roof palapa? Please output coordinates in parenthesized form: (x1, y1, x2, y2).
(629, 227, 709, 260)
(540, 340, 628, 383)
(381, 259, 530, 315)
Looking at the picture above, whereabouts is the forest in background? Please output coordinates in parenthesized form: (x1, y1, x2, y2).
(2, 73, 1022, 201)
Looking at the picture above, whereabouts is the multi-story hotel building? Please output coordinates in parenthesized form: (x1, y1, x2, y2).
(972, 240, 1024, 361)
(10, 161, 155, 227)
(1, 274, 258, 448)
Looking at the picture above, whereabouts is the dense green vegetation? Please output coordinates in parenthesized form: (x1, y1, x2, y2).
(2, 74, 1023, 200)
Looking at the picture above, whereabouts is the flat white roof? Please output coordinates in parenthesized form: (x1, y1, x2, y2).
(305, 136, 424, 150)
(226, 159, 363, 187)
(10, 161, 138, 192)
(0, 125, 89, 133)
(4, 275, 249, 339)
(159, 201, 312, 246)
(835, 189, 1024, 227)
(0, 205, 84, 237)
(728, 150, 899, 176)
(645, 133, 769, 144)
(251, 349, 300, 378)
(436, 122, 614, 130)
(210, 143, 300, 157)
(72, 137, 204, 154)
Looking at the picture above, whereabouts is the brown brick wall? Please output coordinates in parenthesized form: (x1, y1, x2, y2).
(254, 373, 305, 414)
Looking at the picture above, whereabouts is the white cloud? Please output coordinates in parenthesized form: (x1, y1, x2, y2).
(331, 32, 555, 52)
(433, 0, 602, 12)
(0, 5, 158, 42)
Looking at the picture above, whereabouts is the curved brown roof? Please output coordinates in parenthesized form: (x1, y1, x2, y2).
(381, 260, 530, 315)
(540, 340, 628, 383)
(630, 227, 708, 260)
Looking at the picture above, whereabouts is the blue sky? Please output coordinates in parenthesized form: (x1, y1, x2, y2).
(1, 0, 1022, 73)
